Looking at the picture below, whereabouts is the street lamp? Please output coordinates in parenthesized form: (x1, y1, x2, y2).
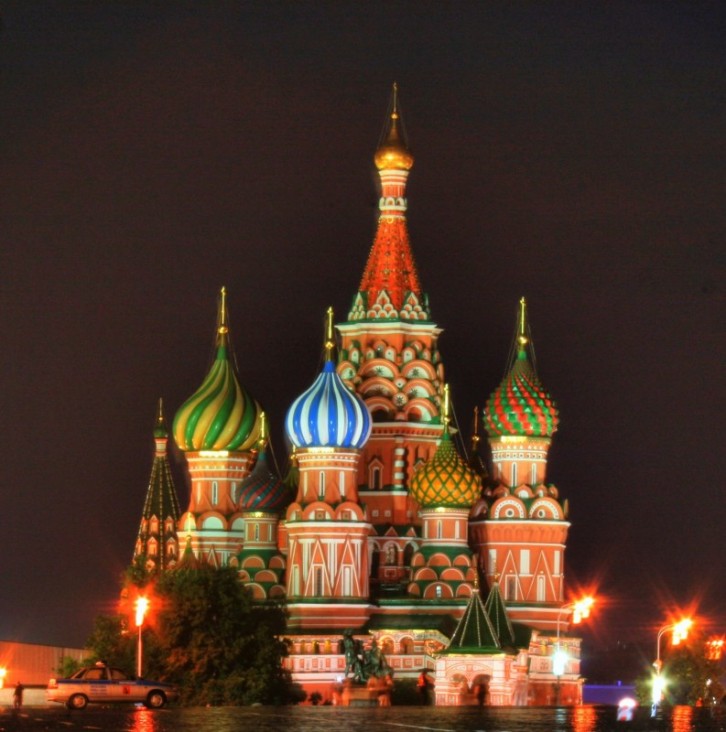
(554, 597, 595, 706)
(135, 596, 149, 679)
(651, 618, 693, 716)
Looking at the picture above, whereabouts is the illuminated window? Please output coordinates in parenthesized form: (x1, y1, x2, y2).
(212, 481, 218, 505)
(437, 520, 442, 539)
(511, 462, 518, 486)
(435, 585, 443, 598)
(531, 463, 537, 484)
(537, 575, 546, 602)
(520, 549, 530, 574)
(253, 524, 259, 541)
(488, 549, 497, 574)
(339, 470, 346, 497)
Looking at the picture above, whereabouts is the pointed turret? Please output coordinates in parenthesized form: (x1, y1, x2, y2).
(349, 84, 427, 321)
(133, 400, 182, 572)
(284, 309, 373, 629)
(471, 298, 570, 632)
(174, 288, 263, 566)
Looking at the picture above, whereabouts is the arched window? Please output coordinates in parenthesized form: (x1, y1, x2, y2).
(537, 574, 546, 602)
(212, 481, 219, 505)
(319, 472, 326, 499)
(531, 463, 537, 485)
(511, 462, 518, 487)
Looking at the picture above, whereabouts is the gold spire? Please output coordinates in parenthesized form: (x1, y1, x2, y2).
(471, 405, 480, 452)
(374, 83, 414, 171)
(258, 411, 267, 449)
(157, 397, 164, 426)
(517, 296, 528, 350)
(217, 286, 229, 344)
(443, 383, 451, 429)
(324, 306, 335, 360)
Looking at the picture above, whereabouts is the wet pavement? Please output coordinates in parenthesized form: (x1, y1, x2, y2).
(1, 704, 724, 732)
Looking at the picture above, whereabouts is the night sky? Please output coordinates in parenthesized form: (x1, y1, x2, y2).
(1, 3, 723, 652)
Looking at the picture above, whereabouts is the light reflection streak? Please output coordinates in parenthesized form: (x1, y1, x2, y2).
(571, 704, 597, 732)
(671, 705, 693, 732)
(130, 708, 160, 732)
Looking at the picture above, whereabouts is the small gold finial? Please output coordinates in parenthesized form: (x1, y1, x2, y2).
(157, 397, 164, 425)
(443, 383, 451, 428)
(324, 306, 335, 360)
(392, 81, 399, 119)
(517, 296, 528, 349)
(471, 405, 480, 449)
(218, 286, 229, 339)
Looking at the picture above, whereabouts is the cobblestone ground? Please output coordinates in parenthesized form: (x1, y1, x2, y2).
(0, 704, 724, 732)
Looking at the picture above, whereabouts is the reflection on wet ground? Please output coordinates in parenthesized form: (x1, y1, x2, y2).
(0, 704, 724, 732)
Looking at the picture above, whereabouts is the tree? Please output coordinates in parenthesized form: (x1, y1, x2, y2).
(85, 614, 136, 674)
(146, 564, 292, 705)
(635, 636, 725, 707)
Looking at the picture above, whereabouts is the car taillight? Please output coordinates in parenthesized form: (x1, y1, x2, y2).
(48, 678, 58, 689)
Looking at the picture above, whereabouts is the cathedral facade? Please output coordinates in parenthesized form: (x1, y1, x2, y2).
(133, 90, 584, 706)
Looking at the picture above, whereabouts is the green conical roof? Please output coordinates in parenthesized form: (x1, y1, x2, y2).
(445, 586, 501, 653)
(484, 580, 516, 648)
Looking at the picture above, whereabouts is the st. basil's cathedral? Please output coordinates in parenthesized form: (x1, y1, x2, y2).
(133, 88, 585, 706)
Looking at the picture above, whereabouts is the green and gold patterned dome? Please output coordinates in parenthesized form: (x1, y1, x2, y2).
(173, 288, 262, 452)
(409, 430, 480, 509)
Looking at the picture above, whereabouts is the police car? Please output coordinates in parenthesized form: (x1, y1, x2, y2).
(47, 662, 179, 709)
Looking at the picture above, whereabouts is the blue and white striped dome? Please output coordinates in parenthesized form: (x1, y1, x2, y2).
(285, 360, 372, 449)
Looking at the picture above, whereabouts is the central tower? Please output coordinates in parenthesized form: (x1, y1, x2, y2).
(337, 86, 446, 591)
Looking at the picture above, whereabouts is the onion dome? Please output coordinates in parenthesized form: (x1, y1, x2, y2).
(373, 82, 414, 171)
(238, 414, 292, 512)
(173, 287, 262, 452)
(238, 451, 290, 512)
(484, 298, 558, 438)
(409, 386, 480, 508)
(285, 308, 372, 449)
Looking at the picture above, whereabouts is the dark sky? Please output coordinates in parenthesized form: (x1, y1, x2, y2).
(0, 3, 723, 650)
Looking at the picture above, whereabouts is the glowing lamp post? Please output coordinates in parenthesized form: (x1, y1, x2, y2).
(135, 596, 149, 679)
(554, 596, 595, 706)
(651, 618, 692, 716)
